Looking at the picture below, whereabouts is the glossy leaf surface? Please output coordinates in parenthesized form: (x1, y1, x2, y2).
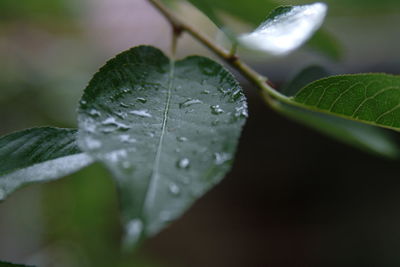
(0, 127, 93, 200)
(77, 46, 247, 248)
(239, 3, 327, 55)
(293, 74, 400, 131)
(280, 68, 399, 157)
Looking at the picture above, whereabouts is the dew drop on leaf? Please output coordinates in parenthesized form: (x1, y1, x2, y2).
(136, 97, 147, 103)
(169, 182, 181, 195)
(176, 136, 188, 142)
(130, 110, 152, 118)
(119, 134, 136, 144)
(89, 109, 101, 117)
(124, 219, 143, 247)
(214, 152, 232, 165)
(210, 105, 224, 115)
(177, 158, 190, 169)
(179, 99, 203, 108)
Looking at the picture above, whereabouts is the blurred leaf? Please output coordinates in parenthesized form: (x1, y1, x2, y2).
(77, 46, 247, 249)
(279, 67, 399, 157)
(0, 260, 34, 266)
(0, 127, 94, 201)
(306, 29, 342, 61)
(0, 0, 72, 21)
(293, 73, 400, 131)
(239, 3, 327, 55)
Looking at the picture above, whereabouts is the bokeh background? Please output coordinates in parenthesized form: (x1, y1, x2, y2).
(1, 0, 400, 266)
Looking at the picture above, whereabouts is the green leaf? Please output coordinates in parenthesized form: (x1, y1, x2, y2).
(77, 46, 247, 248)
(280, 67, 399, 157)
(0, 127, 94, 201)
(239, 3, 327, 55)
(293, 73, 400, 131)
(0, 261, 34, 267)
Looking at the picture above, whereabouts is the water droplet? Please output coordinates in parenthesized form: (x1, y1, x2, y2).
(84, 137, 102, 149)
(214, 152, 232, 165)
(179, 99, 202, 108)
(234, 104, 249, 119)
(119, 134, 136, 144)
(121, 87, 131, 93)
(136, 97, 147, 103)
(201, 90, 210, 94)
(79, 100, 87, 106)
(124, 219, 143, 247)
(210, 105, 224, 115)
(169, 182, 181, 195)
(120, 102, 130, 108)
(89, 109, 101, 117)
(130, 110, 152, 118)
(177, 136, 188, 142)
(115, 111, 128, 119)
(231, 89, 243, 101)
(101, 117, 131, 131)
(177, 158, 190, 169)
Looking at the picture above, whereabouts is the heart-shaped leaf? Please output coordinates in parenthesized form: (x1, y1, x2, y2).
(0, 127, 93, 200)
(239, 3, 328, 55)
(77, 46, 247, 248)
(293, 73, 400, 131)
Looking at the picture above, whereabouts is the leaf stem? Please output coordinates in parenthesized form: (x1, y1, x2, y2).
(146, 0, 290, 106)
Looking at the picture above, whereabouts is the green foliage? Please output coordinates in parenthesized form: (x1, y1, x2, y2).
(77, 46, 247, 248)
(293, 74, 400, 131)
(280, 67, 399, 158)
(0, 0, 400, 265)
(0, 127, 93, 201)
(0, 261, 34, 267)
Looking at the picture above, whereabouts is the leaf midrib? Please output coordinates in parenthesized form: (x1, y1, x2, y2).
(142, 59, 176, 218)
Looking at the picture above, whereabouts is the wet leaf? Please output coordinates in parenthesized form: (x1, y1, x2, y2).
(0, 127, 93, 201)
(239, 3, 327, 55)
(77, 46, 247, 248)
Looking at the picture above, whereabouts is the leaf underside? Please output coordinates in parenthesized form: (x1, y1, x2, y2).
(294, 73, 400, 131)
(77, 46, 247, 248)
(0, 127, 93, 201)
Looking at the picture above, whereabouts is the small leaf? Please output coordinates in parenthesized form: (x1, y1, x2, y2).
(0, 261, 35, 267)
(279, 67, 399, 157)
(239, 3, 328, 55)
(0, 127, 94, 201)
(77, 46, 247, 248)
(293, 73, 400, 131)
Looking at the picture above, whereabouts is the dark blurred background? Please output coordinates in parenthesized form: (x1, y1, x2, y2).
(1, 0, 400, 266)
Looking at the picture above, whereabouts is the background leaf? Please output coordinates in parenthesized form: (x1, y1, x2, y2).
(77, 46, 247, 248)
(0, 127, 94, 201)
(182, 0, 339, 59)
(0, 261, 34, 267)
(278, 66, 399, 158)
(293, 73, 400, 131)
(238, 3, 327, 55)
